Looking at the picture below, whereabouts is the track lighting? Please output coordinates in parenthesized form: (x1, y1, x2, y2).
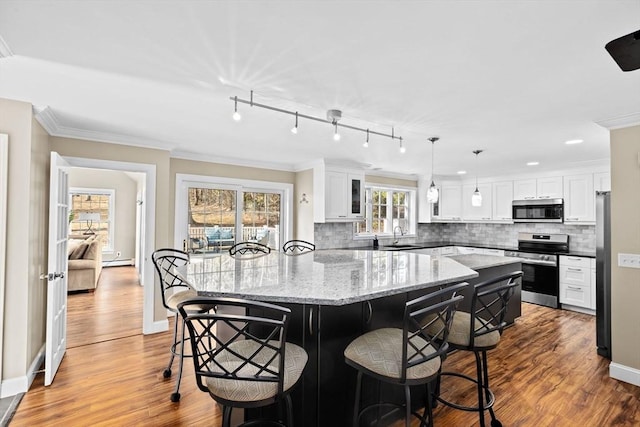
(230, 91, 404, 150)
(399, 137, 406, 154)
(232, 96, 241, 121)
(471, 150, 483, 207)
(427, 137, 439, 203)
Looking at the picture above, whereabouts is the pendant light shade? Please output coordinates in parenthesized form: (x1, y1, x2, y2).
(471, 150, 483, 207)
(427, 137, 439, 203)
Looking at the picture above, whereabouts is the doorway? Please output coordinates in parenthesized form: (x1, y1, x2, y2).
(62, 156, 159, 336)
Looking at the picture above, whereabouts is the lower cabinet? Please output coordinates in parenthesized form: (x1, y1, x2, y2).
(559, 256, 595, 311)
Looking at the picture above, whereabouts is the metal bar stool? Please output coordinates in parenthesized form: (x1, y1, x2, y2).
(178, 297, 308, 427)
(433, 271, 522, 427)
(344, 283, 467, 427)
(151, 248, 197, 402)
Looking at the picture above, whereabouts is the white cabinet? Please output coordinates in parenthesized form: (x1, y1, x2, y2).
(513, 179, 537, 200)
(492, 181, 513, 221)
(439, 246, 457, 256)
(455, 246, 484, 254)
(514, 177, 563, 200)
(483, 248, 505, 256)
(324, 169, 364, 221)
(417, 175, 435, 223)
(537, 176, 563, 199)
(433, 182, 462, 221)
(563, 174, 595, 223)
(462, 182, 492, 221)
(559, 256, 594, 312)
(594, 172, 611, 192)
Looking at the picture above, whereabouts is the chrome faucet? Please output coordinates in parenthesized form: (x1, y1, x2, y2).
(393, 226, 404, 244)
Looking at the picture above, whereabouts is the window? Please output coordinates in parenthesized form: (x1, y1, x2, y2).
(354, 185, 416, 237)
(69, 188, 115, 251)
(177, 174, 292, 254)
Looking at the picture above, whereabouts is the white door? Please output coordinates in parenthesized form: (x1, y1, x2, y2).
(45, 152, 70, 386)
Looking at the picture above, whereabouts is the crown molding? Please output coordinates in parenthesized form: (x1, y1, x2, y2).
(595, 112, 640, 130)
(0, 36, 13, 58)
(34, 106, 176, 152)
(170, 150, 297, 172)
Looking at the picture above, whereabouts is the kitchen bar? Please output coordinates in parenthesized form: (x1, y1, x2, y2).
(181, 249, 521, 426)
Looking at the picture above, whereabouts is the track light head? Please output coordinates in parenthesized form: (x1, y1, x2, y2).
(232, 96, 241, 121)
(399, 137, 406, 153)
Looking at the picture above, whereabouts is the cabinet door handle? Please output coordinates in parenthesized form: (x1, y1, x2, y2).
(567, 267, 583, 272)
(524, 196, 536, 200)
(567, 285, 582, 291)
(568, 257, 582, 261)
(308, 307, 314, 336)
(539, 195, 551, 199)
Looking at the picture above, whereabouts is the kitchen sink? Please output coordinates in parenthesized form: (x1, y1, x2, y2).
(379, 244, 424, 251)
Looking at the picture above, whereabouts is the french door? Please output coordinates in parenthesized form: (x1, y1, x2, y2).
(184, 185, 283, 253)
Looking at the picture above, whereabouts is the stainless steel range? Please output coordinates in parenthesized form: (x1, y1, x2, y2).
(505, 232, 569, 308)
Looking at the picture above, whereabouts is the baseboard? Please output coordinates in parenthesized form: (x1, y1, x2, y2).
(0, 344, 45, 398)
(143, 318, 169, 335)
(102, 258, 134, 267)
(610, 362, 640, 387)
(560, 304, 595, 316)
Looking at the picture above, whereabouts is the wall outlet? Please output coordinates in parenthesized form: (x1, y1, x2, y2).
(618, 253, 640, 269)
(116, 251, 121, 257)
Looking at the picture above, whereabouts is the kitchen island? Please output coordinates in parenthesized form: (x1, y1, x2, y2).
(182, 249, 478, 427)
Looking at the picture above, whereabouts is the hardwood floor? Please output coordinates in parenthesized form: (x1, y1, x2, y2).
(10, 271, 640, 426)
(66, 266, 143, 348)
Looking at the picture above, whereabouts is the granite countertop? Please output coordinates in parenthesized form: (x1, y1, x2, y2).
(345, 241, 595, 258)
(179, 249, 478, 306)
(445, 254, 522, 270)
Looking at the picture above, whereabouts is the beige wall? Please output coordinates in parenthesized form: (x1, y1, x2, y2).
(68, 168, 138, 262)
(50, 137, 171, 321)
(0, 98, 49, 382)
(610, 124, 640, 370)
(365, 174, 417, 188)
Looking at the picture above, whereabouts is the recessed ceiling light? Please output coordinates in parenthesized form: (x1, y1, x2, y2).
(565, 139, 584, 145)
(457, 170, 467, 175)
(527, 161, 539, 166)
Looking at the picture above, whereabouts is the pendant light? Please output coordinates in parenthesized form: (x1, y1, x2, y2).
(427, 137, 439, 203)
(291, 111, 299, 134)
(471, 150, 483, 207)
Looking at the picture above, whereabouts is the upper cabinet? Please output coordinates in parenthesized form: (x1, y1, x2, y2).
(323, 168, 364, 222)
(513, 176, 563, 200)
(462, 182, 492, 221)
(492, 181, 513, 221)
(437, 182, 463, 221)
(594, 172, 611, 192)
(563, 174, 595, 223)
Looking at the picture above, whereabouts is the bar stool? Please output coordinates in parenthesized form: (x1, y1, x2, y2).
(344, 283, 467, 427)
(433, 271, 522, 427)
(178, 297, 308, 427)
(151, 248, 197, 402)
(282, 240, 315, 254)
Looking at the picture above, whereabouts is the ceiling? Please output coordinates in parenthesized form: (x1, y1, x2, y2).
(1, 1, 639, 179)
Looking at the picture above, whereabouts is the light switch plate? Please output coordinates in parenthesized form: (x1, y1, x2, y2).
(618, 253, 640, 269)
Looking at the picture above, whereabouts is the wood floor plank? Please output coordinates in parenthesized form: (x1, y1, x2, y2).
(10, 269, 640, 426)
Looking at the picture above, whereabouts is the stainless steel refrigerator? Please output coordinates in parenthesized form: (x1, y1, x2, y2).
(596, 191, 611, 359)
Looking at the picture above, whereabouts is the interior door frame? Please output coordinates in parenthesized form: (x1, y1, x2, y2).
(0, 134, 8, 390)
(62, 156, 160, 334)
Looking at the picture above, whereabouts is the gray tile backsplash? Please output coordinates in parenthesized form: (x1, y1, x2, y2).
(314, 222, 595, 253)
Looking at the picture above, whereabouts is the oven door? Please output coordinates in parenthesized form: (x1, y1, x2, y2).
(521, 261, 559, 308)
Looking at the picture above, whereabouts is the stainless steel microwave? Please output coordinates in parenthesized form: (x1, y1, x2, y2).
(512, 199, 564, 223)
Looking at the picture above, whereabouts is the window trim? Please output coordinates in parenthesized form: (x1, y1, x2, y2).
(353, 184, 417, 240)
(174, 174, 293, 250)
(69, 187, 116, 252)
